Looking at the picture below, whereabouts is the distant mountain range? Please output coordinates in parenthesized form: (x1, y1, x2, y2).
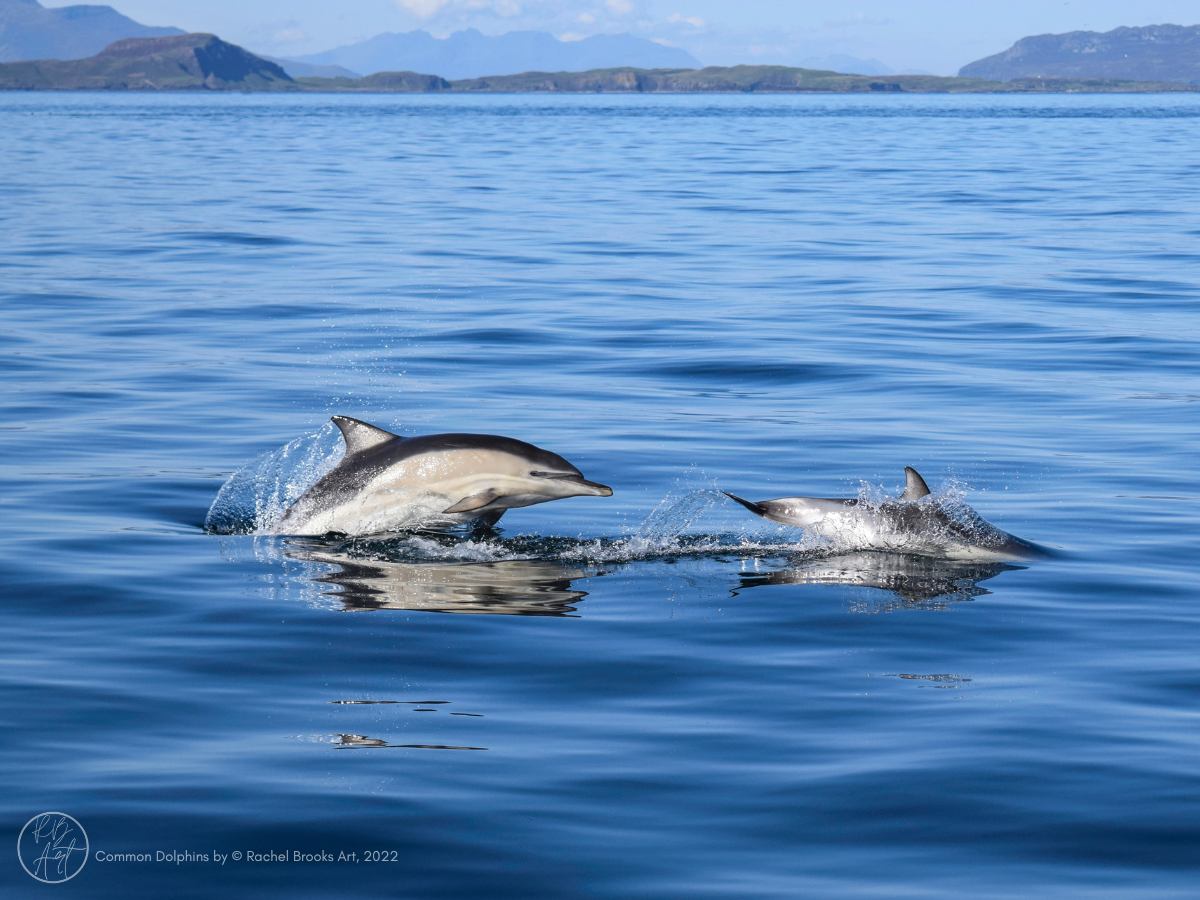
(960, 23, 1200, 83)
(3, 34, 1198, 94)
(0, 2, 699, 78)
(294, 29, 701, 80)
(6, 8, 1200, 88)
(0, 0, 181, 62)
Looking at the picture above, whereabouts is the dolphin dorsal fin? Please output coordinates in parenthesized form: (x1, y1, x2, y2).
(331, 416, 400, 456)
(901, 466, 931, 500)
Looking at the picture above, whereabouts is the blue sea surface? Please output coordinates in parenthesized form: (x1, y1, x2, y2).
(2, 92, 1199, 897)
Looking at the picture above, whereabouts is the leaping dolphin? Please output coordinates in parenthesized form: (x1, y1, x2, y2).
(274, 416, 613, 536)
(723, 467, 1045, 560)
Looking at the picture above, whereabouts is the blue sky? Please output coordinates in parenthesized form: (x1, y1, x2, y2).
(110, 1, 1200, 73)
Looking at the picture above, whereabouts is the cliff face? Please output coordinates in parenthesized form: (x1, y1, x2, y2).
(354, 71, 450, 91)
(0, 33, 296, 89)
(959, 23, 1200, 83)
(450, 66, 926, 93)
(294, 70, 451, 91)
(445, 66, 1176, 93)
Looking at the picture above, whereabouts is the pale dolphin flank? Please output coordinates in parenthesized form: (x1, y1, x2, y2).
(274, 416, 613, 536)
(723, 466, 1045, 560)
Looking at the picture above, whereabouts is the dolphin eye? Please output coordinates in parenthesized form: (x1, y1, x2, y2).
(529, 470, 550, 477)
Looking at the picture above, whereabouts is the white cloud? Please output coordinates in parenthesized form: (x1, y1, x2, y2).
(558, 31, 586, 41)
(396, 0, 541, 22)
(667, 13, 706, 29)
(395, 0, 452, 19)
(377, 0, 666, 39)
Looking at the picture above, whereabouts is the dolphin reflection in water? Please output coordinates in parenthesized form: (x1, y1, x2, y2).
(283, 544, 1016, 619)
(734, 551, 1020, 609)
(289, 546, 595, 617)
(724, 466, 1045, 561)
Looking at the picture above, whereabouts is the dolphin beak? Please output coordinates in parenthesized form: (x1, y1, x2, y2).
(556, 475, 613, 497)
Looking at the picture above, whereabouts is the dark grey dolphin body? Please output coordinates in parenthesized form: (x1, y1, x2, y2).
(275, 416, 612, 536)
(724, 467, 1045, 561)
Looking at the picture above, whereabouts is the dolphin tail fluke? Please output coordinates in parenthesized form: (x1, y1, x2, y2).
(901, 467, 931, 500)
(722, 491, 769, 518)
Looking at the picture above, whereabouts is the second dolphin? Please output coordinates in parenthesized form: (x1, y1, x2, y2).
(723, 466, 1044, 560)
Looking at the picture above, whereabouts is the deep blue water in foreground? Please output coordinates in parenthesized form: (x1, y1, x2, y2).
(2, 92, 1199, 898)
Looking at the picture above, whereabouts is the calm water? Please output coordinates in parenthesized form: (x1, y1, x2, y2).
(2, 92, 1199, 897)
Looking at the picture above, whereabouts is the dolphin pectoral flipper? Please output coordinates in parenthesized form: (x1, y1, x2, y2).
(472, 509, 506, 529)
(332, 416, 401, 456)
(901, 467, 931, 500)
(444, 489, 502, 514)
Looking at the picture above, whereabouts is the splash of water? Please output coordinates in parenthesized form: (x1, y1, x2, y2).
(261, 489, 806, 568)
(204, 423, 344, 534)
(786, 478, 1024, 559)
